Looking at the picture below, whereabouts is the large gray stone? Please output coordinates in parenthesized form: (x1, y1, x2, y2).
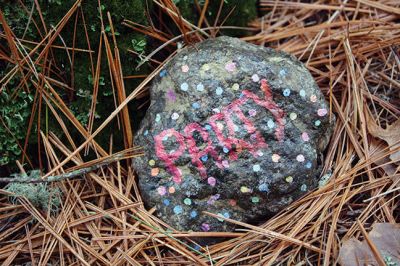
(133, 36, 335, 232)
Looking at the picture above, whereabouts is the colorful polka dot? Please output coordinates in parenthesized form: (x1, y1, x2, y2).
(229, 199, 237, 206)
(252, 74, 260, 82)
(225, 62, 236, 72)
(157, 186, 166, 196)
(201, 223, 210, 232)
(151, 168, 159, 176)
(299, 89, 306, 97)
(148, 159, 155, 166)
(181, 65, 189, 72)
(207, 177, 216, 186)
(300, 184, 307, 191)
(258, 183, 269, 192)
(272, 154, 281, 162)
(192, 102, 200, 109)
(317, 108, 328, 117)
(204, 124, 212, 130)
(296, 154, 305, 162)
(251, 196, 260, 203)
(173, 205, 183, 214)
(168, 187, 175, 194)
(310, 95, 317, 102)
(315, 120, 321, 127)
(190, 210, 198, 218)
(171, 113, 179, 120)
(301, 132, 310, 142)
(248, 109, 257, 117)
(289, 113, 297, 120)
(155, 114, 161, 122)
(232, 83, 240, 90)
(285, 176, 293, 183)
(144, 130, 149, 136)
(305, 162, 312, 169)
(180, 82, 189, 91)
(279, 69, 287, 76)
(223, 147, 229, 153)
(184, 198, 192, 205)
(216, 87, 223, 95)
(283, 89, 291, 97)
(222, 160, 229, 168)
(257, 150, 264, 156)
(253, 164, 261, 172)
(201, 64, 210, 71)
(163, 199, 170, 206)
(240, 186, 250, 193)
(196, 83, 204, 92)
(159, 69, 167, 77)
(201, 155, 208, 162)
(217, 213, 225, 222)
(267, 119, 275, 128)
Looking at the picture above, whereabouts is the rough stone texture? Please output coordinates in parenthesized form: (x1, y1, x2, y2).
(133, 36, 335, 232)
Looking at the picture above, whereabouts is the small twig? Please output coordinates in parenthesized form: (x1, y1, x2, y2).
(0, 151, 140, 184)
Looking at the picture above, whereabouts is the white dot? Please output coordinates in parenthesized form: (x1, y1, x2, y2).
(253, 164, 261, 172)
(196, 83, 204, 91)
(180, 83, 188, 91)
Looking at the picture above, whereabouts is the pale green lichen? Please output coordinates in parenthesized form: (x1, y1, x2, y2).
(5, 170, 62, 214)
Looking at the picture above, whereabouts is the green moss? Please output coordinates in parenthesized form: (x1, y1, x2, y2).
(0, 0, 149, 171)
(175, 0, 258, 36)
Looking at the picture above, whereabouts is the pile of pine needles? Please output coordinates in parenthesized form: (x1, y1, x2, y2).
(0, 0, 399, 264)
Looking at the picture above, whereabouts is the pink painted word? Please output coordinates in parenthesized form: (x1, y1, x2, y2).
(154, 79, 285, 183)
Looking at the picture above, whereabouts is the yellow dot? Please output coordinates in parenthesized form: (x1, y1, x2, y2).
(240, 186, 249, 193)
(148, 159, 155, 166)
(202, 64, 210, 71)
(285, 176, 293, 183)
(232, 83, 240, 90)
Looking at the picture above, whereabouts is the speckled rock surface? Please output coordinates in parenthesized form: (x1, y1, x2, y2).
(133, 36, 335, 232)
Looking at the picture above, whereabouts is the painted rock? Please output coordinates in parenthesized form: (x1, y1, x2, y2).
(133, 36, 335, 232)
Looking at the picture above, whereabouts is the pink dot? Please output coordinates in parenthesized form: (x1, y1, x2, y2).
(301, 132, 310, 142)
(222, 160, 229, 168)
(181, 65, 189, 72)
(272, 154, 281, 162)
(157, 186, 166, 196)
(208, 177, 216, 187)
(296, 154, 305, 162)
(310, 95, 317, 102)
(225, 62, 236, 72)
(248, 109, 257, 117)
(317, 108, 328, 117)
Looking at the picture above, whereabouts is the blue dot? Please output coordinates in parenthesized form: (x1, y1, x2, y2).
(190, 210, 198, 218)
(163, 199, 170, 206)
(159, 69, 167, 77)
(192, 102, 200, 109)
(204, 125, 212, 130)
(201, 155, 208, 162)
(283, 89, 291, 97)
(223, 212, 230, 219)
(305, 162, 312, 169)
(239, 92, 245, 98)
(173, 205, 183, 214)
(280, 69, 287, 76)
(315, 120, 321, 126)
(258, 183, 269, 192)
(223, 147, 229, 153)
(144, 130, 149, 136)
(194, 245, 201, 251)
(216, 87, 223, 95)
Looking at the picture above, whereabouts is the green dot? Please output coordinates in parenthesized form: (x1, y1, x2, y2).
(251, 197, 260, 203)
(183, 198, 192, 205)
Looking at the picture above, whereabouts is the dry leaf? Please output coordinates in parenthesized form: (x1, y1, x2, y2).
(369, 139, 397, 176)
(367, 114, 400, 164)
(339, 223, 400, 266)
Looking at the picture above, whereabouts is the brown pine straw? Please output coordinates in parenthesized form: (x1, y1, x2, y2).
(0, 0, 399, 264)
